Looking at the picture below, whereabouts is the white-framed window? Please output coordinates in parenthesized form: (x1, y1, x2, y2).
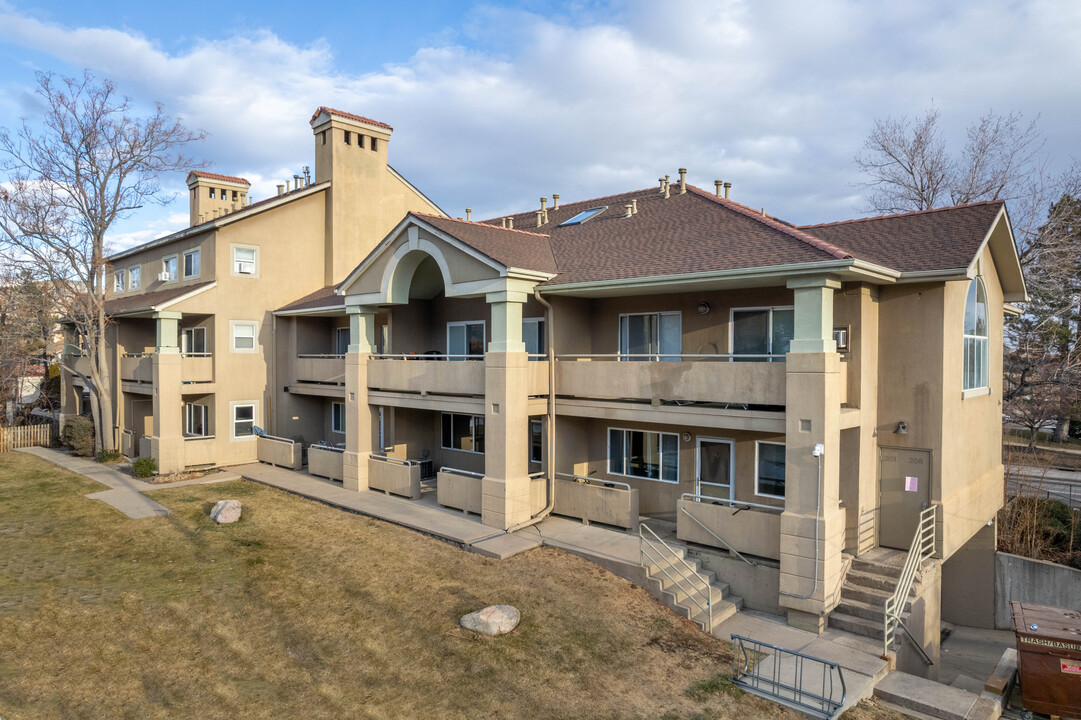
(183, 248, 200, 278)
(335, 327, 350, 355)
(963, 277, 989, 391)
(231, 402, 256, 439)
(447, 321, 485, 360)
(185, 403, 208, 437)
(441, 412, 484, 453)
(181, 327, 207, 355)
(530, 419, 543, 464)
(232, 245, 258, 276)
(331, 402, 345, 434)
(607, 427, 679, 483)
(162, 255, 178, 282)
(696, 437, 734, 501)
(731, 306, 794, 361)
(113, 269, 126, 293)
(523, 318, 546, 357)
(230, 321, 257, 352)
(755, 441, 786, 499)
(618, 312, 681, 361)
(128, 266, 141, 290)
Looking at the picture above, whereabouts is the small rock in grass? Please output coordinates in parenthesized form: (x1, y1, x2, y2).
(460, 605, 520, 636)
(210, 499, 242, 524)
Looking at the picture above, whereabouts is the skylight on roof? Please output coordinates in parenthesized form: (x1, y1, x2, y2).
(559, 206, 607, 226)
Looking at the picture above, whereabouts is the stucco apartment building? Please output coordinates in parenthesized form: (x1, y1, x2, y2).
(63, 108, 1025, 663)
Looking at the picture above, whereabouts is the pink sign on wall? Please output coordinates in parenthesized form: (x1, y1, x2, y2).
(904, 476, 918, 492)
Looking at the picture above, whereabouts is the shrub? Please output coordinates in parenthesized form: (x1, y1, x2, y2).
(97, 448, 122, 463)
(61, 417, 95, 457)
(132, 456, 158, 478)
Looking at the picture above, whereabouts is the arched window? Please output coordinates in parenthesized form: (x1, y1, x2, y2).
(963, 277, 988, 390)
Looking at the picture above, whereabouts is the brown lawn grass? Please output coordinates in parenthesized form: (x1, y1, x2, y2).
(0, 452, 905, 719)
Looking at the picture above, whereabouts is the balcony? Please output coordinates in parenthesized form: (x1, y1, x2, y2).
(294, 354, 345, 385)
(555, 355, 786, 406)
(181, 354, 214, 383)
(368, 356, 485, 396)
(121, 353, 153, 383)
(119, 352, 215, 384)
(71, 354, 92, 378)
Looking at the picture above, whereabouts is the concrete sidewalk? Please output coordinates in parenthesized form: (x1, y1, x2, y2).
(18, 447, 237, 519)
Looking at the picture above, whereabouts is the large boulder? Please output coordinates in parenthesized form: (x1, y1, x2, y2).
(210, 499, 242, 524)
(460, 605, 520, 636)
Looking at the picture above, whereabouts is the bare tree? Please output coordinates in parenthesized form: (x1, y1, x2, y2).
(0, 71, 204, 454)
(854, 108, 952, 214)
(0, 267, 58, 424)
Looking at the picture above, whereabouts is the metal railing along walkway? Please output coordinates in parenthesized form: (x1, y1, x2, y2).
(639, 522, 711, 629)
(883, 504, 937, 661)
(732, 634, 846, 720)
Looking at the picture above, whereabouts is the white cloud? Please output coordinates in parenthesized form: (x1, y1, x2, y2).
(1, 0, 1079, 236)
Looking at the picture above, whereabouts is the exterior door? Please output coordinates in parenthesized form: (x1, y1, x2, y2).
(696, 438, 734, 501)
(878, 447, 931, 550)
(132, 400, 153, 457)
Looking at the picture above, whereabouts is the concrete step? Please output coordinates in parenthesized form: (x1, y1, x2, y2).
(873, 671, 978, 720)
(834, 597, 911, 625)
(839, 585, 914, 611)
(851, 556, 906, 578)
(827, 610, 886, 641)
(650, 577, 729, 607)
(689, 595, 743, 633)
(845, 569, 919, 595)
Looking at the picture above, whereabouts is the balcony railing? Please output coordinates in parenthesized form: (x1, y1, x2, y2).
(555, 354, 786, 406)
(368, 355, 485, 396)
(181, 353, 214, 383)
(121, 353, 153, 383)
(294, 354, 345, 385)
(675, 495, 782, 561)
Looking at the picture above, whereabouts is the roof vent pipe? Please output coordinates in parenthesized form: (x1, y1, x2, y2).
(664, 175, 671, 199)
(276, 184, 285, 197)
(501, 217, 507, 228)
(466, 208, 472, 221)
(658, 178, 665, 194)
(552, 193, 559, 209)
(303, 166, 311, 186)
(715, 180, 723, 198)
(294, 174, 302, 189)
(631, 199, 638, 214)
(536, 211, 544, 227)
(624, 204, 633, 218)
(540, 197, 547, 212)
(678, 168, 687, 194)
(286, 180, 292, 192)
(724, 182, 732, 199)
(508, 216, 514, 230)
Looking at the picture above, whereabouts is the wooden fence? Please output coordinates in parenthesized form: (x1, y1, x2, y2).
(0, 424, 55, 453)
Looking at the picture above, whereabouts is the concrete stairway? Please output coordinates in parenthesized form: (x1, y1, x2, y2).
(644, 548, 744, 635)
(828, 548, 920, 645)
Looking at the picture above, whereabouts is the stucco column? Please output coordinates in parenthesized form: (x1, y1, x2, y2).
(151, 311, 184, 473)
(482, 291, 531, 529)
(780, 277, 845, 633)
(343, 305, 377, 492)
(59, 328, 80, 432)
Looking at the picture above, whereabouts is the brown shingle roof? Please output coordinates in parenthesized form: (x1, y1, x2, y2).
(277, 285, 345, 313)
(105, 281, 214, 315)
(187, 170, 250, 186)
(798, 201, 1005, 273)
(309, 106, 393, 132)
(415, 213, 558, 274)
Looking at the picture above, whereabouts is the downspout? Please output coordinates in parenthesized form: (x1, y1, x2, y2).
(504, 287, 556, 534)
(779, 444, 823, 600)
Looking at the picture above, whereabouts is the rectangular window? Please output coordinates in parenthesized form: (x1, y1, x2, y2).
(732, 307, 794, 361)
(608, 427, 679, 483)
(128, 266, 141, 290)
(618, 312, 681, 361)
(344, 130, 351, 145)
(231, 321, 257, 351)
(209, 188, 215, 199)
(233, 403, 255, 439)
(183, 248, 200, 278)
(181, 327, 207, 355)
(233, 246, 257, 275)
(331, 402, 345, 434)
(185, 403, 208, 437)
(335, 327, 350, 355)
(113, 269, 126, 292)
(523, 318, 546, 357)
(232, 190, 238, 202)
(357, 134, 365, 150)
(447, 321, 485, 359)
(530, 420, 543, 464)
(441, 412, 484, 453)
(755, 441, 786, 498)
(162, 255, 178, 282)
(370, 137, 378, 152)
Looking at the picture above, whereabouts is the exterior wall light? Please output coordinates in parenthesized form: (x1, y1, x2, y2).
(894, 421, 908, 435)
(698, 302, 710, 315)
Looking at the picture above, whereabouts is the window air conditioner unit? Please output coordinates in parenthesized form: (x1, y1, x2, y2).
(236, 262, 254, 275)
(157, 271, 171, 282)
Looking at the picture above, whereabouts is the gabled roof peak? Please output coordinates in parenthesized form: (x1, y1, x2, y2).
(309, 106, 393, 132)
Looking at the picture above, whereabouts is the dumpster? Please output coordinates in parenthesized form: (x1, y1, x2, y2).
(1010, 601, 1081, 718)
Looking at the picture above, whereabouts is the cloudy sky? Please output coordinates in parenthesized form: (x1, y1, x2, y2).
(1, 0, 1079, 251)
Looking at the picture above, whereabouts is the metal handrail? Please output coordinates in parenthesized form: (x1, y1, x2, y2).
(680, 492, 783, 512)
(556, 353, 780, 361)
(438, 466, 484, 478)
(639, 523, 711, 628)
(258, 433, 298, 445)
(678, 503, 757, 567)
(370, 453, 418, 466)
(309, 443, 345, 454)
(122, 352, 153, 358)
(297, 353, 345, 359)
(883, 505, 938, 660)
(732, 634, 846, 719)
(181, 352, 212, 357)
(184, 434, 215, 441)
(370, 353, 483, 360)
(556, 472, 632, 492)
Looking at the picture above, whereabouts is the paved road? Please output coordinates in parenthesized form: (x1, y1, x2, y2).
(1007, 469, 1081, 507)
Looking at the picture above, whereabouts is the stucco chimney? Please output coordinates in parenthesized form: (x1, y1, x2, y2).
(678, 168, 687, 194)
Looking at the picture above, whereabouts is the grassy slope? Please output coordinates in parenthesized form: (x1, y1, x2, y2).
(0, 453, 904, 719)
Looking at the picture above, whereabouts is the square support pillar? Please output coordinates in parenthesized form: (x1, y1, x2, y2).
(486, 291, 528, 354)
(344, 305, 377, 492)
(481, 351, 532, 529)
(152, 312, 183, 473)
(788, 276, 840, 354)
